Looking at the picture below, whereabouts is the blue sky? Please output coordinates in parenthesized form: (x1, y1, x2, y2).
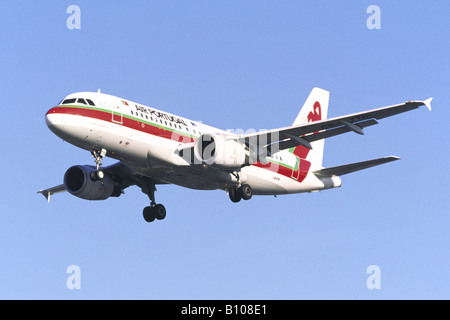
(0, 1, 449, 299)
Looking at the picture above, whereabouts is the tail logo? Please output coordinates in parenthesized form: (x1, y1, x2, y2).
(308, 101, 322, 123)
(308, 101, 321, 134)
(292, 101, 322, 159)
(290, 101, 322, 182)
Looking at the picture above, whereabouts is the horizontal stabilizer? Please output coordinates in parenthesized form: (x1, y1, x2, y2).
(313, 156, 400, 177)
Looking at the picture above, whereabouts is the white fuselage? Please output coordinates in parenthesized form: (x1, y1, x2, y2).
(46, 92, 340, 195)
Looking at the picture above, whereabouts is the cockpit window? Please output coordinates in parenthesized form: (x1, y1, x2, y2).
(61, 97, 95, 106)
(62, 98, 76, 104)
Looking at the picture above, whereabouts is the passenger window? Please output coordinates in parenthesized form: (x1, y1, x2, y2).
(77, 98, 87, 105)
(86, 99, 95, 106)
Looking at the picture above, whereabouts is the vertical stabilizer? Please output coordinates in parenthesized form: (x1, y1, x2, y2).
(290, 87, 330, 170)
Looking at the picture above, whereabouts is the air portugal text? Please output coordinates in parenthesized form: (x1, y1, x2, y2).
(134, 104, 188, 127)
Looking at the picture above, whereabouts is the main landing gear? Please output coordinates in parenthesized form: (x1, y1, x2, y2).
(143, 204, 166, 223)
(141, 178, 166, 223)
(228, 184, 253, 203)
(90, 148, 107, 181)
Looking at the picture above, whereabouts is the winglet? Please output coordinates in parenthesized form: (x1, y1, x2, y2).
(38, 190, 51, 203)
(37, 184, 66, 203)
(423, 97, 433, 111)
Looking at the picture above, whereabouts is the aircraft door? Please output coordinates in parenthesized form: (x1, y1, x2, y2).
(291, 156, 301, 180)
(112, 104, 123, 124)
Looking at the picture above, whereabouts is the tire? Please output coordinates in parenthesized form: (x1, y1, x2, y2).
(143, 206, 156, 223)
(96, 170, 104, 180)
(89, 170, 104, 181)
(240, 184, 253, 200)
(154, 204, 166, 220)
(90, 171, 98, 181)
(228, 187, 242, 203)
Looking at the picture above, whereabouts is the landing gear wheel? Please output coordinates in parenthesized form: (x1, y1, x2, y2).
(143, 204, 166, 223)
(229, 187, 242, 203)
(96, 170, 104, 180)
(154, 204, 166, 220)
(90, 170, 104, 181)
(143, 206, 156, 223)
(240, 184, 253, 200)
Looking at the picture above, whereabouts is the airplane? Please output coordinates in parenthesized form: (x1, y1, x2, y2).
(38, 88, 432, 222)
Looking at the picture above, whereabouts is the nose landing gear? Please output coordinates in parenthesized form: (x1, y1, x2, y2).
(90, 149, 107, 181)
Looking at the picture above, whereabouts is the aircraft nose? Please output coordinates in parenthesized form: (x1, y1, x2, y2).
(45, 107, 59, 128)
(45, 107, 69, 139)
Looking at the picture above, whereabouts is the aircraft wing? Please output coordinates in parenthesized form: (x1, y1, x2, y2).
(38, 184, 66, 202)
(238, 98, 432, 156)
(37, 161, 160, 202)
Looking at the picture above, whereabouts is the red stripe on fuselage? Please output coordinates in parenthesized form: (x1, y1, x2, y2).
(47, 106, 194, 144)
(252, 158, 310, 183)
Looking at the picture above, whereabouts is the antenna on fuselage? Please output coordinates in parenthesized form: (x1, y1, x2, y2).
(97, 89, 101, 93)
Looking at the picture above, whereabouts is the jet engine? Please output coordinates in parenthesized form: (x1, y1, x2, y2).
(63, 165, 121, 200)
(193, 133, 248, 169)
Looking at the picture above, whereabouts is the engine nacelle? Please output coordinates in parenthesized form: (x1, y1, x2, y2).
(63, 165, 120, 200)
(193, 133, 248, 169)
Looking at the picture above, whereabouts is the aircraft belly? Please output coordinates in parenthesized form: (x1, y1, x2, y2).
(242, 165, 330, 195)
(137, 165, 237, 190)
(166, 171, 232, 190)
(242, 166, 290, 195)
